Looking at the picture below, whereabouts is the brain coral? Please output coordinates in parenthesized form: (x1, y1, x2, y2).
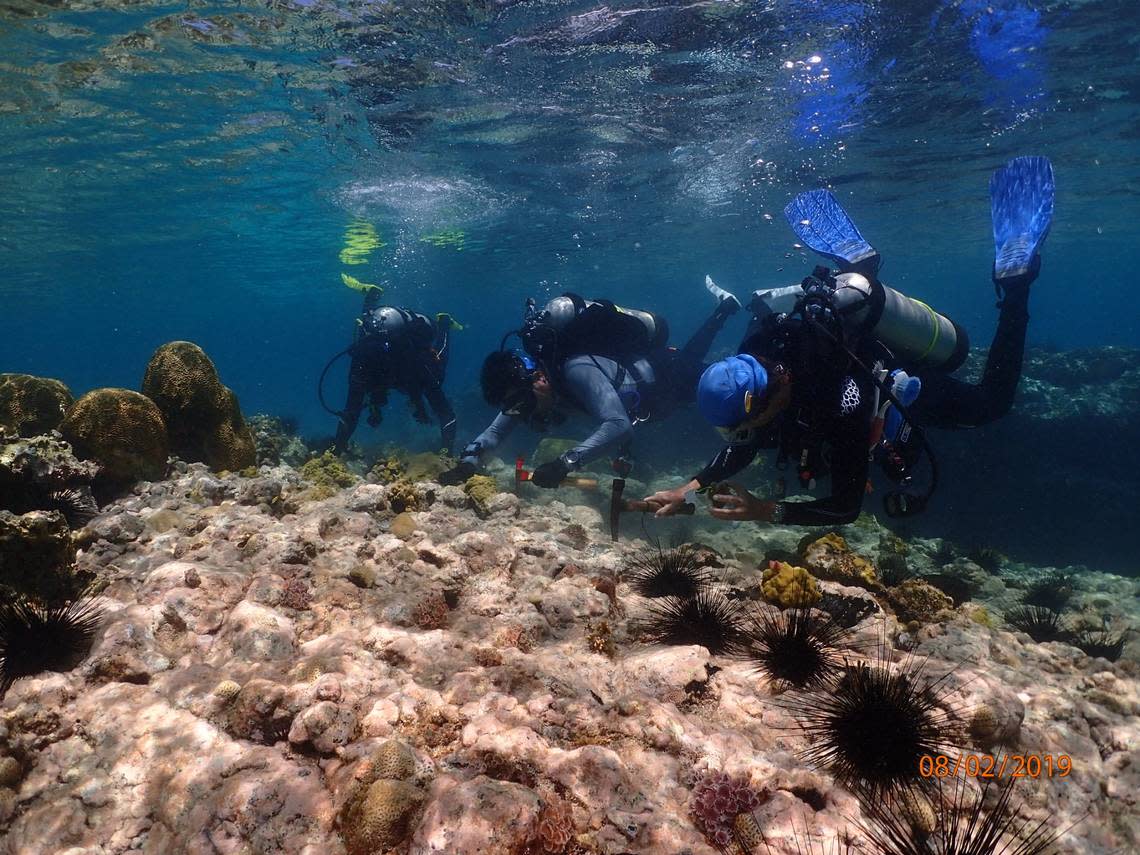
(0, 374, 74, 438)
(340, 778, 423, 855)
(141, 341, 255, 471)
(59, 388, 168, 484)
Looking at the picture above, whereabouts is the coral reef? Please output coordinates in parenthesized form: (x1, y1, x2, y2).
(761, 560, 821, 608)
(0, 373, 74, 438)
(802, 532, 879, 589)
(369, 454, 405, 485)
(59, 388, 169, 487)
(141, 341, 256, 471)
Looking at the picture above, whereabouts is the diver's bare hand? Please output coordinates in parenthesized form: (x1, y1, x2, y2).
(709, 483, 776, 522)
(643, 487, 690, 517)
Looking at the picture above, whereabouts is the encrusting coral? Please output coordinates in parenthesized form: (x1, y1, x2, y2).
(761, 560, 821, 608)
(141, 341, 256, 471)
(59, 388, 168, 486)
(0, 374, 74, 438)
(885, 579, 954, 624)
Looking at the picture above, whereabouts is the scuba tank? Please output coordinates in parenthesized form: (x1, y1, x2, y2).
(519, 293, 669, 367)
(750, 270, 969, 373)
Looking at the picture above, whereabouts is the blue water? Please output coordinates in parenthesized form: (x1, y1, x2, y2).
(2, 0, 1139, 565)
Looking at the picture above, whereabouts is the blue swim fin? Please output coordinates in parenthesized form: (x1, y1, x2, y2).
(990, 156, 1054, 280)
(784, 189, 880, 275)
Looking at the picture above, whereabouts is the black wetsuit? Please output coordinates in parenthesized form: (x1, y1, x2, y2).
(461, 302, 735, 470)
(692, 284, 1032, 525)
(333, 310, 456, 454)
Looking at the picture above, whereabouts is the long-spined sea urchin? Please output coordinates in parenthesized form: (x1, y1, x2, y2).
(1004, 606, 1070, 643)
(0, 595, 103, 694)
(794, 646, 963, 797)
(637, 589, 747, 655)
(858, 767, 1067, 855)
(739, 605, 853, 691)
(624, 542, 713, 600)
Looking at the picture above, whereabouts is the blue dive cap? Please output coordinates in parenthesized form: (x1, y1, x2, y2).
(697, 354, 769, 427)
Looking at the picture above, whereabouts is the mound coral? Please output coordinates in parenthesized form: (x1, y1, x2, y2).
(365, 740, 416, 783)
(802, 532, 879, 589)
(0, 374, 74, 437)
(0, 509, 82, 603)
(340, 778, 423, 855)
(60, 388, 168, 485)
(141, 341, 256, 471)
(761, 561, 821, 608)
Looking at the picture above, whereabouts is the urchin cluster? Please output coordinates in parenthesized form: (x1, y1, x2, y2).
(624, 543, 712, 600)
(739, 605, 853, 691)
(0, 595, 103, 694)
(794, 650, 962, 797)
(691, 771, 765, 850)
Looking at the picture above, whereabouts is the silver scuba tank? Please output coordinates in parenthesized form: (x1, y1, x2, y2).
(750, 274, 968, 372)
(831, 273, 968, 372)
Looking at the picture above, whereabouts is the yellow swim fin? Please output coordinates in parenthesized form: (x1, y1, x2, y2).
(436, 312, 464, 330)
(342, 272, 382, 295)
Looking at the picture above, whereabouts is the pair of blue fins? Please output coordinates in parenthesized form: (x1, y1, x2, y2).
(784, 155, 1055, 281)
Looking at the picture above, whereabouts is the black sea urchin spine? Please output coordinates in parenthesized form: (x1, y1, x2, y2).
(637, 589, 747, 655)
(794, 648, 963, 797)
(624, 543, 713, 600)
(45, 488, 100, 528)
(739, 605, 853, 691)
(1004, 606, 1071, 644)
(0, 595, 103, 694)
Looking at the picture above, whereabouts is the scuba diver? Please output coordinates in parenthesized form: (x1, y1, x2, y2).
(644, 156, 1055, 526)
(438, 285, 742, 488)
(320, 288, 458, 455)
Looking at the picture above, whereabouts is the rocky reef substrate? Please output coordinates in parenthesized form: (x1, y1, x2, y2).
(1, 454, 1136, 854)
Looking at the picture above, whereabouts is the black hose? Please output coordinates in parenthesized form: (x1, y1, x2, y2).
(317, 346, 353, 418)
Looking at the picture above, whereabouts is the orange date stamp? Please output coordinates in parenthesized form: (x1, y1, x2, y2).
(919, 754, 1072, 779)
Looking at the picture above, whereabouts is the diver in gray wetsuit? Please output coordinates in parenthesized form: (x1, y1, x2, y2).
(438, 289, 740, 488)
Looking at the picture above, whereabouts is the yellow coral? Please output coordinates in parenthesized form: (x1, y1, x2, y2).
(141, 341, 255, 471)
(300, 451, 358, 492)
(761, 561, 820, 608)
(340, 779, 422, 855)
(60, 388, 169, 484)
(802, 532, 879, 589)
(0, 374, 74, 437)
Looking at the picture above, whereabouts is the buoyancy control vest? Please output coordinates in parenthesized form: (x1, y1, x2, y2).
(518, 293, 669, 369)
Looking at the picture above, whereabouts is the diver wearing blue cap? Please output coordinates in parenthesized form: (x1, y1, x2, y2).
(645, 156, 1055, 525)
(439, 286, 741, 488)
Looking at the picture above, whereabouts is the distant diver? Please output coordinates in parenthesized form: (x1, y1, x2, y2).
(645, 155, 1055, 525)
(319, 286, 459, 455)
(438, 286, 742, 488)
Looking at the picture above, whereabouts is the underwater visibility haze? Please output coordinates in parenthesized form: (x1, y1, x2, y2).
(2, 1, 1140, 853)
